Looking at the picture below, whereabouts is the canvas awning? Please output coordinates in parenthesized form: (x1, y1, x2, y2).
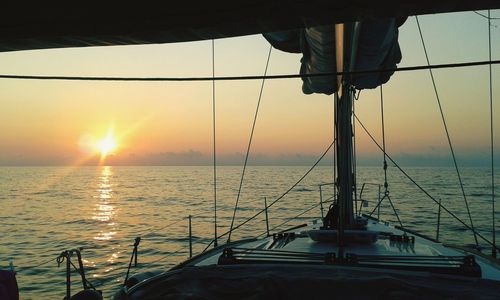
(0, 1, 499, 52)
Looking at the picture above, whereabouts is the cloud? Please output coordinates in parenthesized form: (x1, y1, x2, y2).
(104, 150, 332, 166)
(2, 148, 500, 167)
(357, 152, 500, 167)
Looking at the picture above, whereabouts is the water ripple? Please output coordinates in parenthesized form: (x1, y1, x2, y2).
(1, 165, 499, 299)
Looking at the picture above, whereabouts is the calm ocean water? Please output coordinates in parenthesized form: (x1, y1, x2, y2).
(1, 165, 499, 299)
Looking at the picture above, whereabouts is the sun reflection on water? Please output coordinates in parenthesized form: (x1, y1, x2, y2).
(89, 166, 125, 284)
(93, 166, 117, 241)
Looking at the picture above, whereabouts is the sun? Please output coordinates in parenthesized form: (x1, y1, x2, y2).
(96, 130, 117, 157)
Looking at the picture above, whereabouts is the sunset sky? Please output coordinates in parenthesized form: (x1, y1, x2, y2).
(0, 11, 499, 166)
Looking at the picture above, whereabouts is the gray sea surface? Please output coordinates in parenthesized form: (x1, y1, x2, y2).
(1, 165, 499, 299)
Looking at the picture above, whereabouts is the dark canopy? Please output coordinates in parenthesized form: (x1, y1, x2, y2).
(1, 1, 499, 52)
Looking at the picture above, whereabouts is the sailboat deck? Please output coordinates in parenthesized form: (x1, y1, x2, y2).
(191, 218, 500, 280)
(117, 218, 500, 299)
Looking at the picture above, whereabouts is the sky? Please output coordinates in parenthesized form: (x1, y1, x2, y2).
(0, 10, 499, 166)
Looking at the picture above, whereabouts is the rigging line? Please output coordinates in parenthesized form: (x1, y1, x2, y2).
(202, 138, 335, 252)
(333, 93, 338, 203)
(18, 257, 56, 271)
(352, 89, 358, 214)
(143, 246, 186, 266)
(415, 16, 479, 246)
(130, 212, 201, 241)
(385, 194, 405, 232)
(368, 85, 405, 232)
(225, 192, 278, 209)
(354, 113, 496, 248)
(368, 194, 384, 216)
(227, 45, 273, 243)
(212, 39, 218, 248)
(474, 11, 500, 20)
(134, 211, 207, 238)
(367, 193, 406, 232)
(1, 60, 500, 82)
(188, 210, 211, 218)
(139, 216, 188, 238)
(488, 10, 497, 257)
(258, 202, 322, 238)
(68, 260, 97, 291)
(380, 85, 389, 191)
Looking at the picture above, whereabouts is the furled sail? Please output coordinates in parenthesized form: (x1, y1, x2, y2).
(264, 18, 405, 95)
(353, 18, 406, 89)
(264, 27, 338, 95)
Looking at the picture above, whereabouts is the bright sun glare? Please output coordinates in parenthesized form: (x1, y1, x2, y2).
(96, 130, 117, 157)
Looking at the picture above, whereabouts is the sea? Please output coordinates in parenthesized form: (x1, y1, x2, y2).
(1, 165, 499, 299)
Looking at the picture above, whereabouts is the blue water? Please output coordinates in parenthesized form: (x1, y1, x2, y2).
(0, 165, 499, 299)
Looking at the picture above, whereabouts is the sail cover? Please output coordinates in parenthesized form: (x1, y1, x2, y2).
(264, 18, 405, 94)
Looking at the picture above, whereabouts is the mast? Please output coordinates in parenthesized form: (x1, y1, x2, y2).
(329, 22, 361, 245)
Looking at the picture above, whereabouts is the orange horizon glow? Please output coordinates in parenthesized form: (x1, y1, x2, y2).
(0, 12, 499, 166)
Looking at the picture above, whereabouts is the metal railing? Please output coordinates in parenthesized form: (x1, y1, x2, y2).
(358, 183, 382, 218)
